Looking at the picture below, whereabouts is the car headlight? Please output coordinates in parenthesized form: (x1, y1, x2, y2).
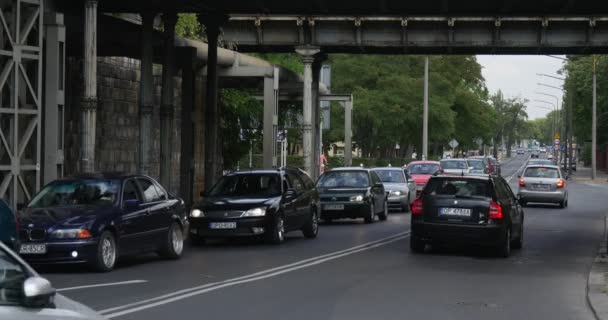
(50, 228, 92, 239)
(349, 195, 364, 202)
(241, 207, 266, 217)
(389, 190, 402, 196)
(190, 209, 204, 218)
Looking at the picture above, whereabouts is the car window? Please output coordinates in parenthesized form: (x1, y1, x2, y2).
(153, 181, 168, 200)
(28, 179, 120, 208)
(370, 172, 382, 185)
(374, 170, 406, 183)
(137, 178, 162, 203)
(0, 248, 28, 306)
(467, 160, 485, 170)
(493, 179, 509, 200)
(317, 171, 370, 188)
(208, 174, 282, 197)
(296, 171, 315, 190)
(123, 179, 141, 202)
(425, 178, 491, 198)
(524, 167, 559, 178)
(287, 172, 306, 193)
(440, 160, 468, 169)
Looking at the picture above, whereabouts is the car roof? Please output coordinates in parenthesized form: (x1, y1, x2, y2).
(525, 164, 560, 169)
(372, 167, 403, 171)
(431, 174, 493, 181)
(408, 160, 440, 164)
(65, 172, 138, 180)
(331, 167, 370, 172)
(440, 158, 467, 161)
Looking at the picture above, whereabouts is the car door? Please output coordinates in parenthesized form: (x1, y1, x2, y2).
(119, 179, 147, 254)
(494, 178, 516, 238)
(285, 171, 307, 230)
(296, 170, 317, 226)
(135, 177, 168, 250)
(369, 171, 385, 212)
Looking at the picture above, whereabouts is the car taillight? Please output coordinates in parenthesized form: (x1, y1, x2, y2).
(489, 201, 503, 220)
(556, 179, 565, 188)
(519, 178, 525, 187)
(411, 198, 424, 215)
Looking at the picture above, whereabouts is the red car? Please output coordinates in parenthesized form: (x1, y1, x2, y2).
(405, 161, 441, 196)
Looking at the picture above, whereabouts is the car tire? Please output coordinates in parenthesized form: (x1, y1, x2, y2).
(364, 203, 375, 224)
(158, 222, 184, 260)
(302, 209, 319, 239)
(511, 224, 523, 250)
(92, 231, 117, 272)
(410, 237, 425, 253)
(497, 228, 511, 258)
(266, 215, 285, 244)
(378, 199, 389, 221)
(559, 198, 566, 209)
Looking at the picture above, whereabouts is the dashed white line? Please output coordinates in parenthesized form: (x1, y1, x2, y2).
(57, 280, 148, 292)
(507, 155, 531, 183)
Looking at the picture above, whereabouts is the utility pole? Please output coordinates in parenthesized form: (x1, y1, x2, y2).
(422, 56, 429, 160)
(567, 84, 574, 177)
(592, 55, 597, 180)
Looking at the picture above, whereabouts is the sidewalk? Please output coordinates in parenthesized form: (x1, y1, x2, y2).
(574, 165, 608, 184)
(588, 216, 608, 320)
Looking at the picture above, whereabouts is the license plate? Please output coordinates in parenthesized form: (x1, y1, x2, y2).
(439, 207, 471, 217)
(324, 204, 344, 210)
(19, 243, 47, 255)
(534, 184, 550, 190)
(209, 222, 236, 229)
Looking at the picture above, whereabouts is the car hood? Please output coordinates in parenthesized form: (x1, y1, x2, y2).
(0, 294, 106, 320)
(20, 206, 104, 228)
(195, 196, 279, 211)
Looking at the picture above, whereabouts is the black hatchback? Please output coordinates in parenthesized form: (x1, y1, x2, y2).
(189, 168, 319, 244)
(410, 174, 524, 257)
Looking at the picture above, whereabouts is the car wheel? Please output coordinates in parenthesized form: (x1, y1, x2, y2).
(410, 237, 425, 253)
(559, 198, 566, 209)
(159, 222, 184, 259)
(266, 215, 285, 244)
(364, 203, 375, 224)
(302, 209, 319, 239)
(511, 224, 523, 250)
(378, 199, 389, 221)
(92, 231, 117, 272)
(498, 228, 511, 258)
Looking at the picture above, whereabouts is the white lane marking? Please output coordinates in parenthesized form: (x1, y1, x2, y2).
(100, 232, 410, 318)
(57, 280, 148, 292)
(507, 155, 530, 183)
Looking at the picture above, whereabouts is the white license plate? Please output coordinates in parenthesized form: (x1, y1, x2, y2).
(19, 243, 47, 255)
(534, 184, 550, 190)
(209, 222, 237, 229)
(439, 207, 471, 217)
(324, 204, 344, 210)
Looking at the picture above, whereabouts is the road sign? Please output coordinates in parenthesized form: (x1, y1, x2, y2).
(474, 137, 483, 146)
(449, 139, 459, 149)
(554, 138, 560, 145)
(554, 133, 560, 140)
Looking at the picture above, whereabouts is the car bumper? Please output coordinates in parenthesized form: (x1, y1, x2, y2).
(411, 220, 506, 247)
(387, 195, 408, 210)
(189, 217, 270, 238)
(518, 189, 566, 203)
(320, 202, 371, 219)
(19, 239, 98, 265)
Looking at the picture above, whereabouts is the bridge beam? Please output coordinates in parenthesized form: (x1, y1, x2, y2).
(81, 0, 98, 173)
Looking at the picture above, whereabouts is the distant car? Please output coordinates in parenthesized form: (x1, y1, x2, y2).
(189, 168, 319, 245)
(518, 165, 568, 208)
(530, 147, 540, 158)
(439, 159, 471, 175)
(406, 161, 441, 196)
(410, 174, 523, 257)
(517, 148, 525, 155)
(0, 241, 105, 319)
(469, 156, 500, 176)
(547, 154, 554, 160)
(317, 168, 388, 223)
(19, 173, 188, 272)
(540, 147, 547, 153)
(466, 159, 487, 175)
(0, 199, 18, 250)
(373, 167, 417, 212)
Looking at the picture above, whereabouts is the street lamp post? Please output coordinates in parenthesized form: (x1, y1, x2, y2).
(592, 56, 597, 180)
(422, 56, 429, 160)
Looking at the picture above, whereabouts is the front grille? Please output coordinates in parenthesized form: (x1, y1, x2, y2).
(205, 210, 244, 219)
(28, 229, 47, 241)
(320, 197, 350, 202)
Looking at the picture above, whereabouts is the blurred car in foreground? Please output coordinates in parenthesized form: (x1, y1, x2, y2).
(410, 174, 523, 257)
(518, 165, 568, 208)
(440, 159, 471, 175)
(0, 241, 105, 319)
(0, 199, 18, 249)
(318, 168, 388, 223)
(18, 174, 187, 272)
(189, 168, 319, 245)
(406, 161, 441, 196)
(373, 167, 416, 212)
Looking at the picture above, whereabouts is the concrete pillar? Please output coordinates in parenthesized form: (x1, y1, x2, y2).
(160, 12, 177, 188)
(296, 46, 320, 177)
(81, 0, 97, 173)
(138, 12, 155, 175)
(262, 67, 279, 168)
(203, 21, 221, 188)
(344, 98, 353, 166)
(179, 47, 197, 205)
(43, 13, 65, 184)
(311, 60, 322, 179)
(193, 71, 206, 199)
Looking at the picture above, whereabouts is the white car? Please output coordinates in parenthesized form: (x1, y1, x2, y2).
(0, 242, 105, 320)
(540, 147, 547, 153)
(440, 159, 471, 175)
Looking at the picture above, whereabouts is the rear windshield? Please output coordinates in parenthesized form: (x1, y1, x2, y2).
(467, 160, 485, 170)
(407, 163, 441, 175)
(524, 167, 559, 178)
(318, 171, 369, 188)
(374, 170, 405, 183)
(440, 160, 468, 169)
(425, 178, 492, 198)
(528, 160, 553, 166)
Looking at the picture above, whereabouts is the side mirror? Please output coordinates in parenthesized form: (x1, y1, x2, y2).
(22, 277, 56, 308)
(124, 199, 141, 211)
(284, 189, 297, 200)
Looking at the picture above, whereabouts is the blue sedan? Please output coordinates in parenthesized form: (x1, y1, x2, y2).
(18, 173, 189, 272)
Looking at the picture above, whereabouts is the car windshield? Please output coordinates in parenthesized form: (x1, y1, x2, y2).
(524, 167, 560, 178)
(467, 160, 485, 170)
(0, 247, 28, 306)
(318, 171, 369, 188)
(440, 160, 468, 169)
(425, 178, 491, 198)
(208, 174, 281, 197)
(374, 170, 405, 183)
(408, 163, 441, 175)
(28, 179, 120, 208)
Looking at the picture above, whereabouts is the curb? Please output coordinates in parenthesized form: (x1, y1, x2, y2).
(587, 215, 608, 320)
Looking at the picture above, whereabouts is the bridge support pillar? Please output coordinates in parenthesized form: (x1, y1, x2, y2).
(138, 12, 155, 175)
(160, 12, 177, 189)
(344, 98, 353, 166)
(81, 0, 98, 173)
(262, 67, 279, 168)
(179, 47, 198, 205)
(296, 46, 320, 177)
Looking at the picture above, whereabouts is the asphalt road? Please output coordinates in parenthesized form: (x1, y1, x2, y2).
(42, 154, 608, 320)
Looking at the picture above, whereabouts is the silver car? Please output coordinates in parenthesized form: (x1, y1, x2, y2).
(466, 159, 486, 175)
(440, 159, 471, 175)
(373, 167, 416, 212)
(517, 165, 568, 208)
(0, 242, 105, 320)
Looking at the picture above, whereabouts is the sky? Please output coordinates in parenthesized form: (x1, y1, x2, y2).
(476, 55, 566, 120)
